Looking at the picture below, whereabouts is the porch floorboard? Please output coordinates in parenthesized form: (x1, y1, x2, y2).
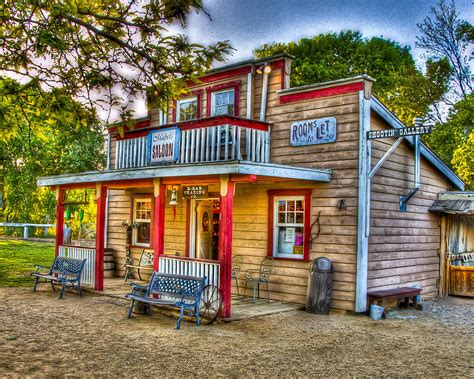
(86, 278, 305, 321)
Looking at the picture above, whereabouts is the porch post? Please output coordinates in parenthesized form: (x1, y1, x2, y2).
(95, 183, 107, 291)
(219, 175, 234, 319)
(54, 187, 65, 257)
(153, 178, 166, 271)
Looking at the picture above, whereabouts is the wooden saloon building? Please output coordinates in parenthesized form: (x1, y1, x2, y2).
(38, 54, 465, 318)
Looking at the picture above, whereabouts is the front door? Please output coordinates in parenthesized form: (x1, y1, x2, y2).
(196, 200, 213, 260)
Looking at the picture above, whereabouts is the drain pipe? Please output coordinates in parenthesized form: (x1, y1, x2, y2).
(400, 118, 422, 211)
(259, 65, 271, 162)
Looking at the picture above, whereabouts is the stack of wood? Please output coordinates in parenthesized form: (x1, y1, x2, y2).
(104, 248, 115, 278)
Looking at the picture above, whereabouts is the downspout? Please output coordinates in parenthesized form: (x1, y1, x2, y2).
(400, 118, 422, 211)
(104, 132, 111, 248)
(245, 70, 253, 160)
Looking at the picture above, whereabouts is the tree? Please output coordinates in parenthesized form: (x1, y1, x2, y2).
(0, 0, 232, 122)
(254, 31, 448, 126)
(416, 0, 473, 103)
(427, 94, 474, 189)
(0, 77, 105, 223)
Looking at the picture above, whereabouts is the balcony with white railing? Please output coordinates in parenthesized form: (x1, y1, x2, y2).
(113, 115, 271, 170)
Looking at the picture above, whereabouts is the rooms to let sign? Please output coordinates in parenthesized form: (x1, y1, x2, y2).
(290, 117, 337, 146)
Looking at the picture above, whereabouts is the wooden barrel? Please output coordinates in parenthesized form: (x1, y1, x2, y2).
(104, 248, 116, 279)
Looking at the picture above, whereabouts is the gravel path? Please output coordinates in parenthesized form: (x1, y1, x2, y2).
(0, 287, 472, 377)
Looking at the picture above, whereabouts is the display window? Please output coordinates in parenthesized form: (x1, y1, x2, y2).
(132, 197, 152, 247)
(268, 190, 311, 260)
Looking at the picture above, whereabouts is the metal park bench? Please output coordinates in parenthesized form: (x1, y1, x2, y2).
(125, 272, 207, 330)
(124, 248, 154, 281)
(31, 256, 86, 299)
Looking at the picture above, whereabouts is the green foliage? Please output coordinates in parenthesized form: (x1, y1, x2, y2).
(427, 94, 474, 189)
(0, 77, 105, 223)
(0, 0, 233, 121)
(254, 31, 448, 126)
(0, 240, 54, 287)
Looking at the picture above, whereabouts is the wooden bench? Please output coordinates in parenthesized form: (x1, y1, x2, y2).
(367, 287, 422, 313)
(124, 248, 154, 281)
(125, 272, 207, 330)
(31, 256, 86, 299)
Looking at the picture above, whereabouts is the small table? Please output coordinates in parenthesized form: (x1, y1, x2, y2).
(367, 287, 422, 312)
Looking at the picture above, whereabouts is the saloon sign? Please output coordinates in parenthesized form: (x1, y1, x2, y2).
(147, 127, 180, 164)
(290, 117, 337, 146)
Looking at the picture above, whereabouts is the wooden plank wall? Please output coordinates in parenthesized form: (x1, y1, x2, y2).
(367, 113, 451, 297)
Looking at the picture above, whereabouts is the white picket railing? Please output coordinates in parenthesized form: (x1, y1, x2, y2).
(58, 245, 96, 286)
(158, 255, 220, 288)
(114, 124, 270, 169)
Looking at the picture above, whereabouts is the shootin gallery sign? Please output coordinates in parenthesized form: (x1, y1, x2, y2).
(290, 117, 337, 146)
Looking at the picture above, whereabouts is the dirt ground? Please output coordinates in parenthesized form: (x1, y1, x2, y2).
(0, 287, 472, 377)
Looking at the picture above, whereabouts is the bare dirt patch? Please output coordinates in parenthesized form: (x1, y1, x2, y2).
(0, 287, 472, 377)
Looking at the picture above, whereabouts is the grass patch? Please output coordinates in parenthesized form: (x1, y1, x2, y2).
(0, 239, 55, 287)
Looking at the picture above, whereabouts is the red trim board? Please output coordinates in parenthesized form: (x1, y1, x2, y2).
(279, 82, 364, 104)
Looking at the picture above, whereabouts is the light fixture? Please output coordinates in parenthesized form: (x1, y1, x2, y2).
(256, 63, 272, 75)
(337, 199, 347, 210)
(169, 188, 178, 206)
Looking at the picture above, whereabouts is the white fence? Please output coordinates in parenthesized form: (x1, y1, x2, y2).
(58, 245, 96, 286)
(114, 125, 270, 169)
(0, 222, 54, 239)
(158, 255, 220, 288)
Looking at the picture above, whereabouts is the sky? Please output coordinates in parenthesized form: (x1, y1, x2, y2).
(173, 0, 473, 66)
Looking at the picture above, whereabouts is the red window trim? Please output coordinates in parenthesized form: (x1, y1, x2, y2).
(130, 194, 155, 249)
(172, 90, 203, 123)
(267, 189, 312, 261)
(206, 80, 241, 117)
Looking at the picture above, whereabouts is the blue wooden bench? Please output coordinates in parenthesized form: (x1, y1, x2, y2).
(126, 272, 206, 330)
(31, 256, 86, 299)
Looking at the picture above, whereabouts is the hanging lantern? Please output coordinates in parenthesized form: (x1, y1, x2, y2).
(65, 209, 71, 220)
(78, 209, 84, 222)
(169, 188, 178, 221)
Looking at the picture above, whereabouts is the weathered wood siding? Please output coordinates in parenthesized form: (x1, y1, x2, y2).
(367, 113, 451, 297)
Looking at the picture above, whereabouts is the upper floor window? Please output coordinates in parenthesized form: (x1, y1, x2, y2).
(177, 97, 198, 122)
(211, 89, 235, 116)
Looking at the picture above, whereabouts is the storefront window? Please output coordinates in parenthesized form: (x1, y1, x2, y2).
(269, 190, 311, 260)
(177, 97, 198, 121)
(132, 198, 152, 246)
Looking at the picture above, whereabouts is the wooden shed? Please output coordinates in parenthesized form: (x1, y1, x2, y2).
(37, 54, 465, 317)
(430, 192, 474, 297)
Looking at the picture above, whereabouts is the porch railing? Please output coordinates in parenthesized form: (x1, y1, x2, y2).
(158, 255, 220, 288)
(58, 245, 96, 286)
(114, 120, 270, 170)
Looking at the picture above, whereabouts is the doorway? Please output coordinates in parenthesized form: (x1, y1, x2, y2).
(189, 198, 220, 261)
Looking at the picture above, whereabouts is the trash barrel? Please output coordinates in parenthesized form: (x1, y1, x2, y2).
(306, 257, 334, 314)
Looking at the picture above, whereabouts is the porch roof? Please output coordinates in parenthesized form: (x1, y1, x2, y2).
(37, 160, 332, 187)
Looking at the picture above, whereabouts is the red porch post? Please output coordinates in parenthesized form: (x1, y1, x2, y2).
(54, 187, 65, 257)
(95, 184, 107, 291)
(153, 179, 166, 271)
(218, 176, 235, 319)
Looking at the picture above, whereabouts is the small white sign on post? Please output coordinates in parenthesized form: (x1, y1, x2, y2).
(290, 117, 337, 146)
(147, 127, 180, 164)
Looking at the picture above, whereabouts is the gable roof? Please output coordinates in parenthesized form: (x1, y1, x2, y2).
(370, 97, 464, 191)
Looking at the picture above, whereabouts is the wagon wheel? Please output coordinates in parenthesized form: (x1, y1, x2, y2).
(199, 285, 222, 324)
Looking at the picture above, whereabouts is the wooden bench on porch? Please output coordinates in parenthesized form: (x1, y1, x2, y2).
(125, 272, 207, 330)
(367, 287, 423, 312)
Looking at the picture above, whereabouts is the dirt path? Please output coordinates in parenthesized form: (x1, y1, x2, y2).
(0, 287, 472, 377)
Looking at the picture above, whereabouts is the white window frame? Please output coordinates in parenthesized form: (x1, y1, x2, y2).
(132, 198, 152, 247)
(211, 89, 235, 117)
(272, 196, 305, 259)
(176, 97, 198, 122)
